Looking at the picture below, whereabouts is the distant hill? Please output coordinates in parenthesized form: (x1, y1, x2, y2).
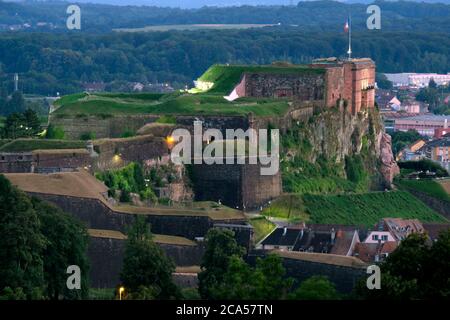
(0, 1, 449, 32)
(9, 1, 450, 8)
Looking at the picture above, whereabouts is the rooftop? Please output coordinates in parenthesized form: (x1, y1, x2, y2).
(396, 115, 450, 122)
(424, 137, 450, 148)
(422, 223, 450, 241)
(261, 226, 358, 255)
(273, 250, 367, 268)
(88, 228, 197, 246)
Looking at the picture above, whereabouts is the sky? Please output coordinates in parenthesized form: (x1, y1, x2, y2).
(13, 0, 300, 7)
(7, 0, 450, 8)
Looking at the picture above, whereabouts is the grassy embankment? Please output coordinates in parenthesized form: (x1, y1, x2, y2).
(262, 191, 447, 226)
(52, 64, 325, 118)
(52, 92, 291, 117)
(0, 138, 85, 152)
(397, 179, 450, 202)
(248, 216, 276, 243)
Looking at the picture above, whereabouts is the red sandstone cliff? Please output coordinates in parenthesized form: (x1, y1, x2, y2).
(377, 132, 400, 188)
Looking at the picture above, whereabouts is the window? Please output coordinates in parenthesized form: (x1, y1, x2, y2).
(382, 235, 388, 241)
(372, 234, 379, 241)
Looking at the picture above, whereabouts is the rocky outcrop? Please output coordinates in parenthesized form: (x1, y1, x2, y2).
(283, 105, 399, 189)
(378, 132, 400, 188)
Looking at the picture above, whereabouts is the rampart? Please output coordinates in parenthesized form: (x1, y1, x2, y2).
(50, 114, 160, 139)
(247, 250, 367, 294)
(88, 232, 205, 288)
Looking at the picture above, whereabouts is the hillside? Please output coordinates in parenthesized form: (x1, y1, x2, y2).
(1, 30, 450, 96)
(262, 191, 447, 226)
(397, 179, 450, 202)
(1, 1, 449, 32)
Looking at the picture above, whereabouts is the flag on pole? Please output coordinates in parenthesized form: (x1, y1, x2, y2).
(344, 18, 350, 33)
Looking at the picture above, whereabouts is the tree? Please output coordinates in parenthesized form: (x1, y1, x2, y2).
(429, 78, 437, 89)
(33, 198, 89, 300)
(355, 231, 450, 299)
(390, 130, 425, 155)
(198, 228, 245, 299)
(133, 163, 146, 192)
(416, 83, 440, 111)
(0, 175, 90, 300)
(120, 216, 179, 299)
(375, 73, 393, 90)
(24, 108, 41, 135)
(289, 276, 339, 300)
(209, 254, 294, 300)
(45, 124, 65, 139)
(0, 175, 46, 299)
(5, 91, 26, 115)
(2, 109, 41, 138)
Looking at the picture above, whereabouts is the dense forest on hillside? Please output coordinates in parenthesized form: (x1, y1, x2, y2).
(0, 29, 449, 95)
(0, 0, 448, 95)
(0, 1, 449, 33)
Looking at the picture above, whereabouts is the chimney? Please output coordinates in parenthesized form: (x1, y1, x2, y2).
(86, 140, 97, 157)
(331, 228, 336, 244)
(282, 227, 287, 236)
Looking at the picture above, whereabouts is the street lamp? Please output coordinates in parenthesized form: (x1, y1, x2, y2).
(119, 286, 125, 300)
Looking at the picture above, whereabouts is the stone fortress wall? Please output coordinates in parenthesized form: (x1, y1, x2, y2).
(243, 72, 326, 100)
(26, 192, 247, 240)
(50, 114, 160, 140)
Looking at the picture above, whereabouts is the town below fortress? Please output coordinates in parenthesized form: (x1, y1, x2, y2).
(1, 57, 449, 299)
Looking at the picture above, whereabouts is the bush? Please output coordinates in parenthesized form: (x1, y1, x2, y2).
(45, 124, 65, 139)
(398, 160, 449, 177)
(80, 132, 96, 140)
(119, 189, 131, 203)
(120, 130, 135, 138)
(290, 276, 339, 300)
(155, 115, 176, 124)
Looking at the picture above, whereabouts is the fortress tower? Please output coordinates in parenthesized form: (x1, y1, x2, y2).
(220, 58, 376, 115)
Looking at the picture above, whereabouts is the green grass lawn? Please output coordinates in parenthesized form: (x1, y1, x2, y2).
(262, 195, 309, 221)
(249, 216, 276, 244)
(397, 179, 450, 202)
(52, 92, 291, 117)
(0, 139, 85, 152)
(52, 64, 327, 118)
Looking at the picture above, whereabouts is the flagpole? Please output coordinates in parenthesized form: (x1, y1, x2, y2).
(347, 15, 352, 60)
